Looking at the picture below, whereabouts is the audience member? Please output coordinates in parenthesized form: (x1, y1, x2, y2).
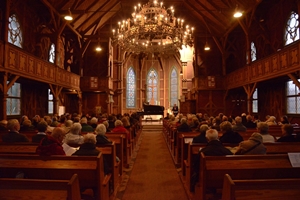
(235, 132, 266, 155)
(63, 122, 84, 146)
(90, 117, 98, 129)
(63, 120, 73, 134)
(111, 120, 130, 142)
(19, 119, 36, 132)
(257, 122, 275, 143)
(232, 116, 247, 132)
(177, 117, 192, 132)
(266, 116, 277, 126)
(72, 133, 100, 156)
(32, 121, 48, 143)
(0, 120, 8, 131)
(277, 124, 298, 142)
(80, 117, 94, 132)
(211, 117, 221, 131)
(219, 121, 243, 144)
(278, 115, 290, 125)
(192, 124, 209, 143)
(95, 124, 112, 144)
(1, 119, 29, 143)
(244, 115, 257, 129)
(36, 127, 66, 156)
(102, 120, 111, 132)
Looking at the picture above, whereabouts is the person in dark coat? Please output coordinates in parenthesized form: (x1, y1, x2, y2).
(32, 120, 48, 143)
(72, 133, 100, 156)
(95, 124, 112, 144)
(177, 117, 192, 132)
(2, 119, 29, 143)
(219, 121, 243, 144)
(192, 124, 209, 143)
(277, 124, 298, 142)
(36, 127, 66, 156)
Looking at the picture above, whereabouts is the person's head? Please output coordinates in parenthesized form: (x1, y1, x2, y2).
(180, 117, 187, 124)
(121, 116, 130, 127)
(220, 121, 233, 132)
(0, 120, 8, 128)
(70, 123, 82, 135)
(102, 121, 109, 129)
(234, 116, 242, 124)
(22, 119, 32, 127)
(246, 115, 253, 121)
(206, 129, 219, 142)
(7, 119, 20, 132)
(80, 117, 88, 124)
(257, 122, 269, 134)
(95, 124, 107, 136)
(199, 124, 209, 134)
(83, 133, 97, 144)
(51, 127, 66, 143)
(37, 121, 48, 132)
(281, 124, 294, 136)
(65, 120, 73, 127)
(90, 117, 98, 125)
(114, 119, 123, 127)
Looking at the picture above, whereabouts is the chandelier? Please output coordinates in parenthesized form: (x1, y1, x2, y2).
(112, 0, 194, 54)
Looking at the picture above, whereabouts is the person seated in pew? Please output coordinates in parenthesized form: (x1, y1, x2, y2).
(36, 127, 66, 156)
(0, 120, 8, 132)
(257, 122, 275, 143)
(102, 120, 111, 132)
(19, 119, 36, 132)
(32, 121, 48, 143)
(192, 124, 209, 143)
(177, 117, 192, 132)
(80, 117, 94, 132)
(63, 122, 84, 146)
(244, 114, 257, 129)
(234, 132, 266, 155)
(219, 121, 243, 144)
(278, 115, 290, 125)
(277, 124, 298, 142)
(90, 117, 98, 130)
(232, 116, 247, 132)
(111, 120, 130, 142)
(95, 124, 112, 144)
(2, 119, 29, 143)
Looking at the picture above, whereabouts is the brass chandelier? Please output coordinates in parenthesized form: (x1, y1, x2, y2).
(112, 0, 194, 54)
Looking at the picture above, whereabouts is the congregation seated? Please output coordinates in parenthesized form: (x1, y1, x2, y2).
(112, 119, 130, 141)
(95, 124, 112, 145)
(257, 122, 275, 142)
(232, 116, 247, 132)
(277, 124, 298, 142)
(19, 119, 36, 132)
(234, 132, 266, 155)
(219, 121, 243, 144)
(63, 122, 84, 146)
(80, 117, 94, 132)
(1, 119, 29, 143)
(32, 120, 48, 143)
(177, 117, 192, 132)
(36, 127, 66, 156)
(90, 117, 98, 129)
(192, 124, 209, 143)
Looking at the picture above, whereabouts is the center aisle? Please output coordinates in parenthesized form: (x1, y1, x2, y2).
(117, 123, 188, 200)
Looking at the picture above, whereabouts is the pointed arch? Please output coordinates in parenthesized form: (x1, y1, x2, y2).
(147, 68, 158, 105)
(8, 14, 23, 48)
(126, 67, 136, 108)
(170, 67, 179, 107)
(285, 11, 299, 45)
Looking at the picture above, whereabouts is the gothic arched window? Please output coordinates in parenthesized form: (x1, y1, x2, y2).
(246, 42, 257, 63)
(8, 14, 22, 48)
(126, 67, 136, 108)
(49, 43, 55, 63)
(147, 69, 158, 105)
(170, 68, 178, 107)
(285, 11, 299, 45)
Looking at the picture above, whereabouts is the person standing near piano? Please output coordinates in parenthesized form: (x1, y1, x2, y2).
(172, 104, 179, 117)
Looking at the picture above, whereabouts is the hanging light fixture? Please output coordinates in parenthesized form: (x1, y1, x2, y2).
(111, 0, 194, 54)
(64, 8, 73, 21)
(204, 30, 210, 51)
(233, 4, 243, 18)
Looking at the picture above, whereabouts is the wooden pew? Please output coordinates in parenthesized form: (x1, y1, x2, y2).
(222, 174, 300, 200)
(106, 135, 124, 175)
(0, 142, 38, 154)
(0, 173, 81, 200)
(195, 153, 300, 200)
(0, 153, 111, 200)
(265, 142, 300, 153)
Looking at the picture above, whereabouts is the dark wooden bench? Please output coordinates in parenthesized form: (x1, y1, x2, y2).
(222, 174, 300, 200)
(0, 153, 111, 200)
(106, 135, 124, 174)
(0, 142, 38, 154)
(194, 153, 300, 200)
(0, 173, 81, 200)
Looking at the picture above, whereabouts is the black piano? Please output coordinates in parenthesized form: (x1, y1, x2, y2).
(137, 104, 164, 120)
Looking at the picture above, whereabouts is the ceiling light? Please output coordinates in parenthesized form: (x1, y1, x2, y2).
(95, 46, 102, 52)
(64, 8, 73, 21)
(204, 42, 210, 51)
(233, 5, 243, 18)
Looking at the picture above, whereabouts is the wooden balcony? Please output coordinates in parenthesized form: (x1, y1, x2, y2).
(0, 42, 80, 90)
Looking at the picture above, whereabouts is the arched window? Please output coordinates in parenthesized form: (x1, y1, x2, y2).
(286, 79, 300, 114)
(49, 43, 55, 63)
(7, 82, 21, 115)
(147, 69, 158, 105)
(8, 14, 22, 48)
(252, 88, 258, 113)
(285, 11, 299, 45)
(170, 68, 178, 107)
(246, 42, 257, 63)
(126, 67, 136, 108)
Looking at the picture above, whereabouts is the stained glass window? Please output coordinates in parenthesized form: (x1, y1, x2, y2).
(285, 11, 299, 45)
(49, 43, 55, 63)
(286, 80, 300, 114)
(7, 82, 21, 115)
(252, 88, 258, 113)
(126, 67, 136, 108)
(170, 68, 178, 107)
(147, 69, 158, 105)
(8, 14, 22, 48)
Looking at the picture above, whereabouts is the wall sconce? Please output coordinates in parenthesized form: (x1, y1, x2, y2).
(64, 8, 73, 21)
(233, 4, 243, 18)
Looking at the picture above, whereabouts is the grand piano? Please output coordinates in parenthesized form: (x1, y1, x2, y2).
(137, 103, 165, 120)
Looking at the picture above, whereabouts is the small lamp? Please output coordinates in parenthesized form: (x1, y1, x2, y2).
(233, 5, 243, 18)
(204, 41, 210, 51)
(64, 8, 73, 21)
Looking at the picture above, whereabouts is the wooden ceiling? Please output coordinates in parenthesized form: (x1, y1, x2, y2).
(40, 0, 263, 45)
